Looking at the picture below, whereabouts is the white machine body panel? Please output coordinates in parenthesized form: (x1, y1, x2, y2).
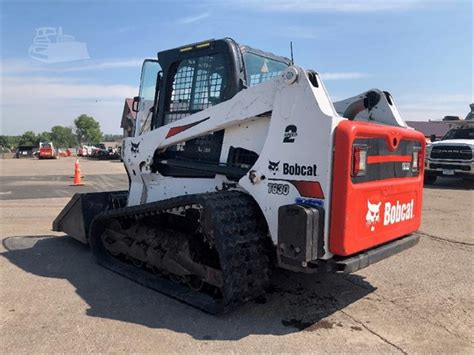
(122, 66, 405, 259)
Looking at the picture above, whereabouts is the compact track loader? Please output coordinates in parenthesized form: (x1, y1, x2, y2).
(54, 38, 425, 313)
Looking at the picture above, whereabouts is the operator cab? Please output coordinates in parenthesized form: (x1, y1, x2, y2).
(133, 38, 290, 177)
(134, 38, 290, 134)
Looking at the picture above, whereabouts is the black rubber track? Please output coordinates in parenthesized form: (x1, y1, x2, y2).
(88, 191, 272, 314)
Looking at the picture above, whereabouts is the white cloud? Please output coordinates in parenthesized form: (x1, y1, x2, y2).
(2, 76, 136, 102)
(400, 108, 469, 122)
(397, 94, 473, 121)
(1, 58, 143, 75)
(1, 99, 126, 135)
(1, 75, 137, 135)
(397, 93, 473, 107)
(281, 25, 319, 39)
(320, 72, 369, 80)
(115, 26, 138, 34)
(426, 94, 473, 104)
(176, 12, 210, 24)
(235, 0, 422, 13)
(60, 59, 143, 72)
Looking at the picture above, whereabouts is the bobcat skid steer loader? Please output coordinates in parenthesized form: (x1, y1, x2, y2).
(53, 38, 425, 313)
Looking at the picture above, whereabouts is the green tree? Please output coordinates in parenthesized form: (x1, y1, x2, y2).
(19, 131, 37, 146)
(37, 131, 52, 144)
(51, 126, 77, 148)
(103, 134, 123, 142)
(0, 136, 9, 147)
(0, 135, 20, 149)
(74, 114, 102, 144)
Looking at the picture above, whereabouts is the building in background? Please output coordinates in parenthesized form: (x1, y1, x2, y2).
(408, 103, 474, 141)
(120, 98, 137, 137)
(406, 121, 450, 141)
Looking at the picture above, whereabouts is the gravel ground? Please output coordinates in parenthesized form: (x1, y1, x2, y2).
(0, 158, 472, 353)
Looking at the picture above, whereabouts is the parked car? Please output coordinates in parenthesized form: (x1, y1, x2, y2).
(90, 143, 107, 158)
(78, 145, 91, 157)
(97, 146, 120, 160)
(15, 145, 35, 158)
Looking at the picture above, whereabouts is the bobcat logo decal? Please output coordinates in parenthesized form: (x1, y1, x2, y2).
(268, 160, 280, 175)
(131, 142, 140, 153)
(366, 200, 381, 231)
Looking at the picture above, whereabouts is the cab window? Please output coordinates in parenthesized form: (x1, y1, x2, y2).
(136, 60, 160, 136)
(165, 53, 228, 125)
(442, 128, 474, 140)
(243, 52, 288, 87)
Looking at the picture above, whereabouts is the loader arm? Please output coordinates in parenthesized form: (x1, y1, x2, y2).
(333, 89, 407, 127)
(123, 67, 336, 166)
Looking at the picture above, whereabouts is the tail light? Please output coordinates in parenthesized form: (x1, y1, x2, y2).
(412, 147, 421, 172)
(352, 144, 367, 177)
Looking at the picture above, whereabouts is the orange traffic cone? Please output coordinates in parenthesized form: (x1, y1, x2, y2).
(72, 159, 84, 186)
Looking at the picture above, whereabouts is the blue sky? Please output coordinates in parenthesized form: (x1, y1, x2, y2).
(1, 0, 472, 134)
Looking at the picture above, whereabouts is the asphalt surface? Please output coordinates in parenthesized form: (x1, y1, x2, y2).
(0, 174, 128, 200)
(0, 158, 473, 353)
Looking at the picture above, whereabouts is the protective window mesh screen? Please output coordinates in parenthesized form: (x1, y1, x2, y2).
(169, 65, 194, 113)
(165, 53, 227, 125)
(161, 53, 228, 163)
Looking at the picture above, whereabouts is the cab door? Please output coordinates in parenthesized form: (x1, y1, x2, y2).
(133, 60, 161, 137)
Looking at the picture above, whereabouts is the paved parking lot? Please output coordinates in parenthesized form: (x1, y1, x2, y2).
(1, 158, 472, 353)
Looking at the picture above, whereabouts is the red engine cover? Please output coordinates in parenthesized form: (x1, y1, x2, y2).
(330, 120, 425, 256)
(40, 148, 53, 157)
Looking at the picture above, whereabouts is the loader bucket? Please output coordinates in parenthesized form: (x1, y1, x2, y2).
(52, 191, 127, 244)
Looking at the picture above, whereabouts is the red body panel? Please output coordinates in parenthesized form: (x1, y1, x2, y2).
(165, 117, 210, 138)
(39, 148, 54, 158)
(330, 121, 425, 256)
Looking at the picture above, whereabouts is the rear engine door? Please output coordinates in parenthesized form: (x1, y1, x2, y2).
(330, 120, 425, 256)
